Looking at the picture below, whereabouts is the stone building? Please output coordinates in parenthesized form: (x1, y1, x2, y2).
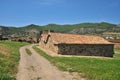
(39, 31, 114, 57)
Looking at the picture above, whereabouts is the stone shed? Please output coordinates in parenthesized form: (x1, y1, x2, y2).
(39, 31, 114, 57)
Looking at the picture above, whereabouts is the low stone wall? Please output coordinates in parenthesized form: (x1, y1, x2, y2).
(56, 44, 114, 57)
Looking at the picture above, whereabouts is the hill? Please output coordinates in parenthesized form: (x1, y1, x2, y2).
(0, 22, 120, 41)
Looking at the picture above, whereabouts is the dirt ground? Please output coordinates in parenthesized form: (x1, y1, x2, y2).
(16, 44, 84, 80)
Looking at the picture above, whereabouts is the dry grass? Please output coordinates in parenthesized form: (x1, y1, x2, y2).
(0, 44, 10, 55)
(26, 48, 32, 56)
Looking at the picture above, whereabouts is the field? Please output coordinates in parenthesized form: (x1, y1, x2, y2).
(33, 46, 120, 80)
(0, 41, 120, 80)
(0, 41, 29, 80)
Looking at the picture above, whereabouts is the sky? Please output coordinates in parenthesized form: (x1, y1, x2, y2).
(0, 0, 120, 27)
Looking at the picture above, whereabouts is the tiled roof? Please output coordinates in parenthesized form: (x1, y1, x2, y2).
(42, 32, 111, 44)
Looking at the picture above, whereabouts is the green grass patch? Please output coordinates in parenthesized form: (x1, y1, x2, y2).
(114, 49, 120, 58)
(114, 48, 120, 52)
(33, 46, 120, 80)
(114, 54, 120, 58)
(0, 41, 29, 80)
(25, 48, 32, 56)
(114, 49, 120, 55)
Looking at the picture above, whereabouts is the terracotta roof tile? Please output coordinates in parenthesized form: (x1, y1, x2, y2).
(42, 32, 111, 44)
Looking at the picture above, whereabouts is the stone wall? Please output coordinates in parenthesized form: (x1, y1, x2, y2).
(39, 35, 58, 54)
(39, 33, 114, 57)
(56, 44, 114, 57)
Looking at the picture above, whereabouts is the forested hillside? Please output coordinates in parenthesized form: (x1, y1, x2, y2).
(0, 22, 120, 37)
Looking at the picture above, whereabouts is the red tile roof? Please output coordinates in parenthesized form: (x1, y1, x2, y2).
(42, 32, 111, 44)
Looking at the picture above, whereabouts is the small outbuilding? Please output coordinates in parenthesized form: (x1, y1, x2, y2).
(39, 31, 114, 57)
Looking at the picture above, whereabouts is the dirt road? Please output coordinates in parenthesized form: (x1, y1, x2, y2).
(16, 45, 83, 80)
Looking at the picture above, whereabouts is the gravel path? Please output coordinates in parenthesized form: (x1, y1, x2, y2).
(16, 45, 84, 80)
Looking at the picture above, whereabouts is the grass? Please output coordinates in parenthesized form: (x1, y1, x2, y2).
(33, 46, 120, 80)
(114, 48, 120, 58)
(114, 48, 120, 52)
(114, 53, 120, 58)
(0, 41, 29, 80)
(25, 48, 32, 56)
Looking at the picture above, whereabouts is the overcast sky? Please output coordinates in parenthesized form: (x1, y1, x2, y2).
(0, 0, 120, 27)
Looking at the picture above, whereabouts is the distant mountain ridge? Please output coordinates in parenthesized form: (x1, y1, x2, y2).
(0, 22, 120, 38)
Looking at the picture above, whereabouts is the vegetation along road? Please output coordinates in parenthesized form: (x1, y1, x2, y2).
(17, 44, 83, 80)
(0, 41, 29, 80)
(1, 41, 120, 80)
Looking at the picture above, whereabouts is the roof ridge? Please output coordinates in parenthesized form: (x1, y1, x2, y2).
(44, 32, 111, 44)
